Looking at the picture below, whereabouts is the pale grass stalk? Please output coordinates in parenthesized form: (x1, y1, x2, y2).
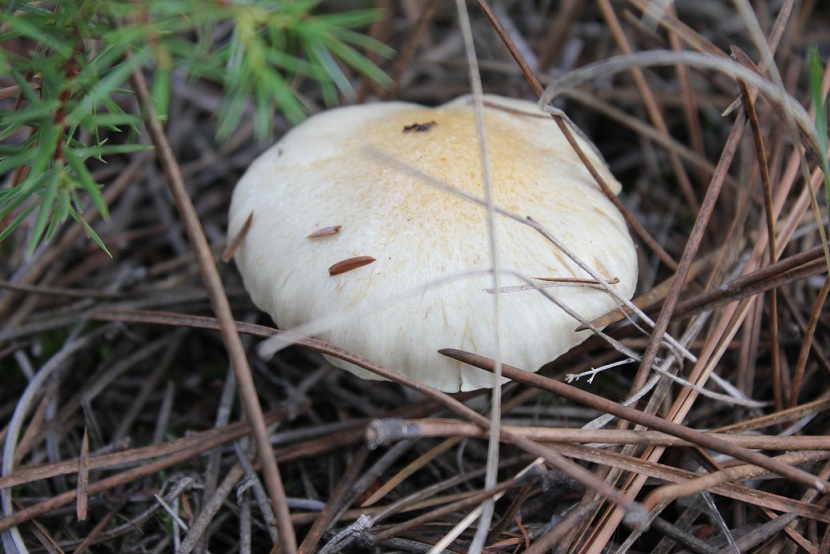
(454, 2, 502, 550)
(154, 493, 189, 533)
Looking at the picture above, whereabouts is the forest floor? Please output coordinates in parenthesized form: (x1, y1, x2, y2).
(2, 1, 830, 553)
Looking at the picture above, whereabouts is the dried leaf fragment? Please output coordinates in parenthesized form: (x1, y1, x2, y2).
(329, 256, 376, 276)
(307, 225, 342, 238)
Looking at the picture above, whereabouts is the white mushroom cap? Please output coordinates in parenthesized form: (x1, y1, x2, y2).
(228, 95, 637, 392)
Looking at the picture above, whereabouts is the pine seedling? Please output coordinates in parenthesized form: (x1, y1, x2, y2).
(1, 1, 391, 255)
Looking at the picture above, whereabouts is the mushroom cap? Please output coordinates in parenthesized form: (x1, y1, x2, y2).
(228, 95, 638, 392)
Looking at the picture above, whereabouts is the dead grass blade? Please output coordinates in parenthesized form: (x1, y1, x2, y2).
(127, 49, 297, 554)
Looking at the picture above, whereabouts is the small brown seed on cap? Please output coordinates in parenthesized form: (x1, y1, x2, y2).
(307, 225, 342, 238)
(329, 256, 377, 276)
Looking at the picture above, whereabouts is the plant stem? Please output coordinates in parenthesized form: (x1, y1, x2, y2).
(128, 55, 297, 554)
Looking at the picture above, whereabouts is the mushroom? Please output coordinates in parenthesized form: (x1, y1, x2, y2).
(227, 95, 638, 392)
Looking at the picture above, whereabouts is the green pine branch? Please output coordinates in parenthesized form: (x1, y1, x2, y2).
(1, 0, 391, 255)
